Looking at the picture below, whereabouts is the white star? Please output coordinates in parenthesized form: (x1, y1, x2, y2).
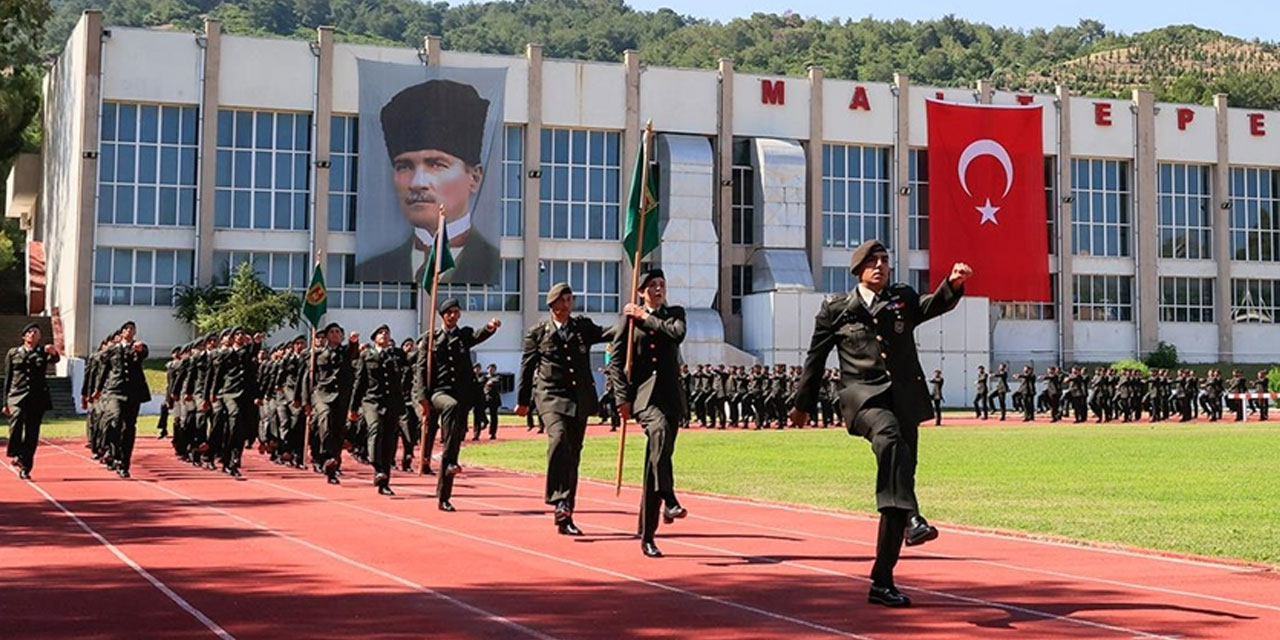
(976, 198, 1000, 225)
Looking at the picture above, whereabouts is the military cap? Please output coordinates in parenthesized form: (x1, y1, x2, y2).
(638, 268, 666, 291)
(120, 320, 137, 330)
(372, 324, 392, 339)
(849, 239, 889, 274)
(545, 282, 573, 307)
(380, 80, 489, 166)
(21, 322, 40, 335)
(323, 322, 343, 333)
(438, 297, 461, 315)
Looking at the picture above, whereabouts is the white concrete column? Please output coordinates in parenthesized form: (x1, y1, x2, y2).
(806, 65, 824, 287)
(893, 73, 910, 269)
(195, 18, 221, 287)
(1213, 93, 1233, 361)
(1133, 89, 1158, 356)
(311, 26, 334, 266)
(1056, 85, 1075, 364)
(716, 58, 734, 327)
(521, 43, 543, 328)
(622, 49, 641, 306)
(73, 10, 105, 356)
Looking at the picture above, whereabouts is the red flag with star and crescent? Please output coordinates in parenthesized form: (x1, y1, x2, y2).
(927, 100, 1050, 301)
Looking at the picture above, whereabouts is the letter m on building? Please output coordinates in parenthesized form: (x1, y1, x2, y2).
(761, 79, 785, 105)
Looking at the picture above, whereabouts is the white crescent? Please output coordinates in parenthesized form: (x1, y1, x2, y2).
(957, 139, 1013, 199)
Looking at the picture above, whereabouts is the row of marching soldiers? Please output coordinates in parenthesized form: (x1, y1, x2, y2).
(956, 364, 1272, 423)
(669, 364, 842, 430)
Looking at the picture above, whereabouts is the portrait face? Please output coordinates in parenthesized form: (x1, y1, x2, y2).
(857, 251, 891, 289)
(120, 324, 136, 341)
(374, 330, 392, 348)
(23, 327, 41, 343)
(641, 277, 667, 308)
(392, 149, 483, 230)
(550, 293, 574, 319)
(441, 307, 461, 328)
(326, 327, 344, 346)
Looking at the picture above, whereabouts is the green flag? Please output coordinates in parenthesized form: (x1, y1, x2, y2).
(421, 224, 457, 290)
(302, 262, 327, 329)
(622, 131, 659, 266)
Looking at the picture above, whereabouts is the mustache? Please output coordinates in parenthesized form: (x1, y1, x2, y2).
(405, 191, 437, 206)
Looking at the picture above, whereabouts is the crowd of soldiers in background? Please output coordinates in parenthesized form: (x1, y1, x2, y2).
(604, 363, 845, 430)
(80, 322, 505, 492)
(937, 363, 1273, 425)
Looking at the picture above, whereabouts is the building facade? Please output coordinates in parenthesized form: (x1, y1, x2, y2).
(12, 12, 1280, 406)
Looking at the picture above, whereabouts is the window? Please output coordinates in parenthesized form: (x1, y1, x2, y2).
(97, 102, 198, 227)
(994, 277, 1058, 320)
(1231, 278, 1280, 323)
(212, 251, 307, 292)
(1159, 277, 1214, 323)
(732, 164, 755, 245)
(437, 258, 522, 312)
(731, 264, 753, 314)
(328, 115, 359, 232)
(215, 109, 312, 230)
(324, 253, 415, 310)
(822, 144, 891, 248)
(1073, 274, 1133, 321)
(908, 268, 931, 294)
(908, 149, 929, 250)
(539, 128, 621, 240)
(503, 125, 524, 237)
(1158, 163, 1212, 260)
(92, 248, 193, 306)
(537, 260, 620, 313)
(1045, 156, 1057, 255)
(821, 267, 854, 294)
(1229, 167, 1280, 262)
(1071, 158, 1130, 257)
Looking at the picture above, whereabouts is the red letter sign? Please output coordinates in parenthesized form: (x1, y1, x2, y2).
(926, 101, 1049, 301)
(849, 85, 871, 111)
(1094, 102, 1112, 126)
(1176, 108, 1195, 130)
(1250, 113, 1266, 136)
(1016, 95, 1034, 105)
(761, 80, 785, 106)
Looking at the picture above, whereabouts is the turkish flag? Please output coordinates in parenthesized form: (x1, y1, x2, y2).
(927, 100, 1049, 301)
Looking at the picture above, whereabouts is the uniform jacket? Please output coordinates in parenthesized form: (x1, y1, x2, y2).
(99, 340, 151, 403)
(414, 324, 496, 403)
(4, 345, 59, 410)
(608, 305, 688, 416)
(518, 316, 613, 417)
(350, 345, 407, 414)
(794, 279, 963, 431)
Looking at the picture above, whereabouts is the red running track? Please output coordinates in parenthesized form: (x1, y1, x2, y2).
(1, 434, 1276, 639)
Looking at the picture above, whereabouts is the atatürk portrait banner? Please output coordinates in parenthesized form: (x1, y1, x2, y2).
(355, 60, 506, 285)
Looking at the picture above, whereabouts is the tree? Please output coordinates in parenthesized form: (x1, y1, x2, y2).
(181, 262, 301, 334)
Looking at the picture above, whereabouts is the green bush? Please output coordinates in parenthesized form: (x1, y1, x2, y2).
(1269, 366, 1280, 393)
(1143, 341, 1179, 369)
(1110, 359, 1151, 376)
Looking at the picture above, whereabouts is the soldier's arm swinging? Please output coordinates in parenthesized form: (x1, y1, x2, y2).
(515, 325, 541, 414)
(791, 301, 841, 426)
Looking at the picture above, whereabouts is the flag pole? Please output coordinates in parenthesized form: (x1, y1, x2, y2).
(418, 208, 446, 475)
(615, 120, 655, 496)
(302, 251, 321, 469)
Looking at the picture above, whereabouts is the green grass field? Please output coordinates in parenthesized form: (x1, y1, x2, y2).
(463, 422, 1280, 566)
(11, 415, 1277, 565)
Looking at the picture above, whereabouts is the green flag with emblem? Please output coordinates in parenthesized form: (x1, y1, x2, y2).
(302, 262, 327, 329)
(421, 224, 457, 290)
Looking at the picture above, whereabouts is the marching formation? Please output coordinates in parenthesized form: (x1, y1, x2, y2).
(677, 364, 843, 430)
(957, 364, 1272, 424)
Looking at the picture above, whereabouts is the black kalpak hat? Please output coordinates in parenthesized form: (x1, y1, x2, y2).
(849, 239, 889, 275)
(438, 297, 461, 315)
(638, 269, 666, 291)
(380, 79, 490, 166)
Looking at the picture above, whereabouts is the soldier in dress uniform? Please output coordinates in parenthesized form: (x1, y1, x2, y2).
(790, 240, 969, 607)
(206, 328, 262, 477)
(95, 321, 150, 478)
(81, 336, 109, 460)
(1065, 366, 1087, 423)
(973, 365, 989, 419)
(768, 364, 789, 429)
(397, 338, 420, 471)
(929, 369, 944, 426)
(1041, 365, 1063, 422)
(469, 363, 489, 438)
(1227, 370, 1248, 422)
(1015, 365, 1036, 422)
(478, 363, 502, 440)
(748, 364, 768, 429)
(349, 324, 406, 496)
(4, 323, 60, 479)
(610, 269, 689, 558)
(417, 297, 500, 512)
(307, 322, 361, 483)
(517, 283, 613, 533)
(708, 365, 728, 429)
(988, 363, 1009, 420)
(158, 347, 179, 440)
(1204, 369, 1225, 421)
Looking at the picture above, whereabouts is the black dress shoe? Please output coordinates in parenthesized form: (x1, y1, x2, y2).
(229, 467, 243, 478)
(662, 505, 688, 524)
(445, 464, 461, 477)
(378, 485, 395, 496)
(641, 540, 663, 558)
(326, 471, 340, 485)
(18, 468, 31, 480)
(557, 521, 583, 536)
(438, 500, 456, 512)
(117, 469, 131, 479)
(421, 465, 435, 475)
(868, 585, 911, 607)
(905, 515, 939, 547)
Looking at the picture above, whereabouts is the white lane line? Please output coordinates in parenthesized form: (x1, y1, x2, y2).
(476, 476, 1280, 614)
(2, 459, 235, 640)
(396, 472, 1180, 640)
(45, 443, 558, 640)
(250, 474, 874, 640)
